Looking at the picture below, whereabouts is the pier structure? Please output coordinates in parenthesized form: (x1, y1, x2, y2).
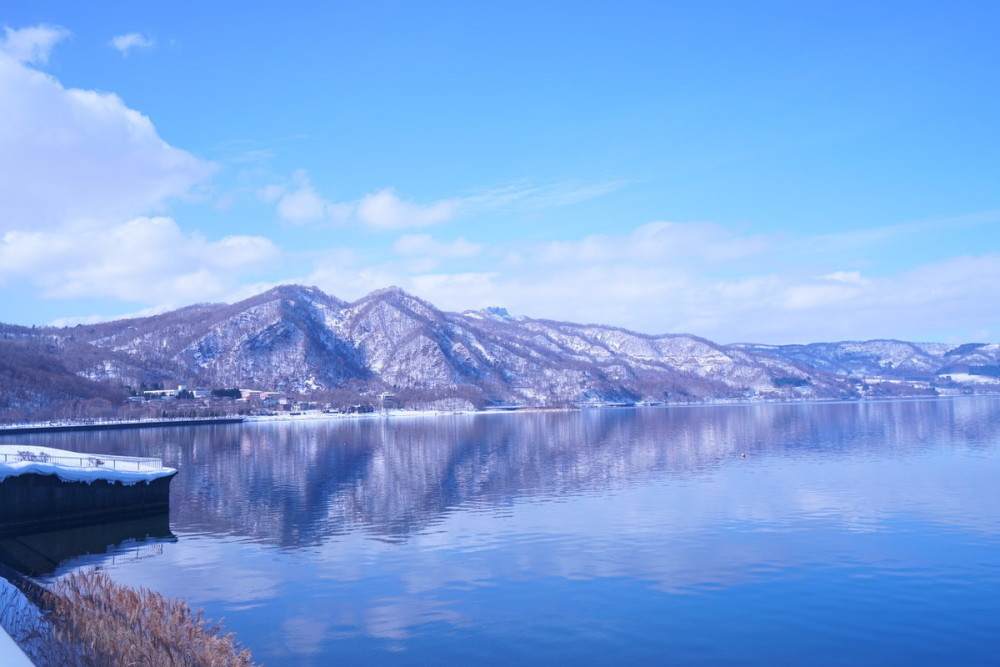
(0, 416, 243, 435)
(0, 446, 177, 537)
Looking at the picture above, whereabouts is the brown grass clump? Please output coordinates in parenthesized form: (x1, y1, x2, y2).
(41, 569, 256, 666)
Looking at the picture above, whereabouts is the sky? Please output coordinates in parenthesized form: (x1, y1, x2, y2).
(1, 0, 999, 344)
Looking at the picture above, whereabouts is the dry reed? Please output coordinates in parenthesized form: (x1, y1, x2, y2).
(28, 569, 257, 666)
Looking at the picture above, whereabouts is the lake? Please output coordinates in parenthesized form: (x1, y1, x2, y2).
(3, 398, 1000, 665)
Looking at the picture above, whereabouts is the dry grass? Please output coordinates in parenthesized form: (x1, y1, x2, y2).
(0, 569, 256, 666)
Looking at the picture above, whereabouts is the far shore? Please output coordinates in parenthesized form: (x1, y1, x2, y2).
(2, 392, 997, 436)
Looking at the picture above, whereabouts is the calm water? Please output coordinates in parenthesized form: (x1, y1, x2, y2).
(3, 398, 1000, 665)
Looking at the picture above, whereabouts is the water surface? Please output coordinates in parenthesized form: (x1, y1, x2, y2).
(3, 398, 1000, 665)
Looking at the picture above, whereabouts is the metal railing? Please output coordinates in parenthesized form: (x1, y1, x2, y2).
(0, 450, 165, 471)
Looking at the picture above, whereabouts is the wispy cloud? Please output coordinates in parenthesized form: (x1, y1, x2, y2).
(790, 209, 1000, 256)
(109, 32, 155, 57)
(458, 179, 627, 214)
(261, 172, 624, 231)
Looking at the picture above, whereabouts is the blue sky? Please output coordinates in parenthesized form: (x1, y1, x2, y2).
(1, 1, 998, 343)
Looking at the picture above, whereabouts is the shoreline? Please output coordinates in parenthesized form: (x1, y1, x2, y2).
(3, 393, 997, 435)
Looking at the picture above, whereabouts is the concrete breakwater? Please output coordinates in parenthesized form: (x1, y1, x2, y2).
(0, 417, 243, 436)
(0, 447, 177, 537)
(0, 474, 176, 537)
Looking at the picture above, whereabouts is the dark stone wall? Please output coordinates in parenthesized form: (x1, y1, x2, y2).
(0, 472, 176, 537)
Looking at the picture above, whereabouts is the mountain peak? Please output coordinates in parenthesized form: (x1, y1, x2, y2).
(241, 284, 347, 310)
(366, 285, 409, 299)
(356, 286, 437, 310)
(259, 284, 323, 299)
(465, 306, 523, 322)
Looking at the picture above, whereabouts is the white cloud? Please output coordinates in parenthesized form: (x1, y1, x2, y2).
(306, 253, 402, 298)
(262, 173, 620, 231)
(821, 270, 866, 284)
(258, 184, 286, 204)
(0, 24, 70, 65)
(261, 171, 352, 227)
(0, 32, 214, 232)
(0, 217, 282, 305)
(276, 180, 328, 224)
(48, 304, 175, 328)
(780, 281, 864, 310)
(356, 188, 457, 230)
(0, 25, 247, 319)
(1, 26, 991, 346)
(392, 234, 483, 259)
(266, 176, 457, 230)
(297, 221, 1000, 344)
(109, 32, 155, 57)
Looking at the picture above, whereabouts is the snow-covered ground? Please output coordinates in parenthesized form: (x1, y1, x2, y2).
(940, 373, 1000, 385)
(0, 445, 176, 485)
(0, 579, 39, 666)
(0, 626, 32, 667)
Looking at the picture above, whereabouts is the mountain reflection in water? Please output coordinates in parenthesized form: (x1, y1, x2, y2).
(4, 399, 999, 548)
(3, 398, 1000, 665)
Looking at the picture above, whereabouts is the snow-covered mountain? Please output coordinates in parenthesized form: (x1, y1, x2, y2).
(2, 284, 998, 412)
(732, 340, 1000, 384)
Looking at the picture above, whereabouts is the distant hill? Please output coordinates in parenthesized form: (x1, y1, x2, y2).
(0, 324, 126, 413)
(1, 284, 998, 416)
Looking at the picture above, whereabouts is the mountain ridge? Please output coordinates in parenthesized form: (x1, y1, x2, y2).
(2, 284, 998, 416)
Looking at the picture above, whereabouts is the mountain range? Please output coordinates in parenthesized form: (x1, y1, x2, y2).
(2, 284, 998, 413)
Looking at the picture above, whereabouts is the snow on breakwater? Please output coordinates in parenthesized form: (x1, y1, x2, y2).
(0, 446, 175, 486)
